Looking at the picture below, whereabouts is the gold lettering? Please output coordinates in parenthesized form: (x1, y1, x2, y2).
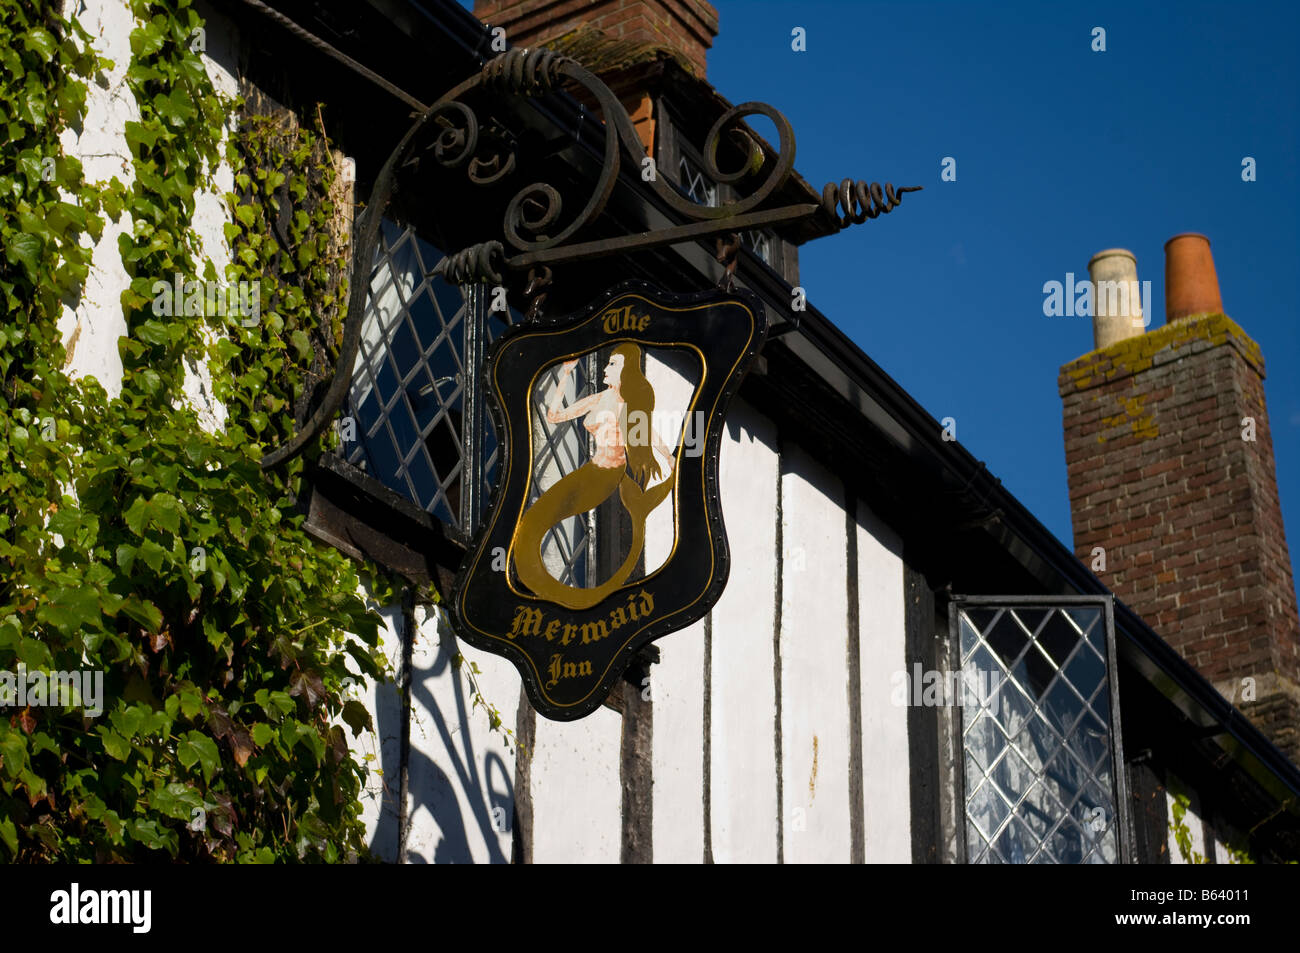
(602, 305, 628, 334)
(511, 606, 544, 640)
(561, 623, 578, 646)
(638, 589, 654, 617)
(580, 620, 608, 644)
(601, 305, 651, 334)
(545, 653, 595, 688)
(543, 619, 561, 642)
(610, 606, 629, 630)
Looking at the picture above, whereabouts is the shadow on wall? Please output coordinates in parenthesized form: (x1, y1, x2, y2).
(363, 658, 403, 863)
(370, 608, 515, 864)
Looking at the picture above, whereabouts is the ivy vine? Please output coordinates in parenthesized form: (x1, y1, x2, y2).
(0, 0, 394, 862)
(1168, 789, 1257, 865)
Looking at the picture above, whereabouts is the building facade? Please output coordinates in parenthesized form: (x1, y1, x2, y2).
(56, 0, 1300, 863)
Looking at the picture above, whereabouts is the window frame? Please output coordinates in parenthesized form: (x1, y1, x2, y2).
(947, 594, 1133, 864)
(344, 218, 524, 544)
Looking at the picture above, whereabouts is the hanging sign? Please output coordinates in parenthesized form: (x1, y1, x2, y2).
(452, 281, 768, 720)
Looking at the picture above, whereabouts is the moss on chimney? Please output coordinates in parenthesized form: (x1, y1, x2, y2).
(1060, 312, 1265, 398)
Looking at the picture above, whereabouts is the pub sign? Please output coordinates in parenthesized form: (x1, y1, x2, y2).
(452, 281, 768, 720)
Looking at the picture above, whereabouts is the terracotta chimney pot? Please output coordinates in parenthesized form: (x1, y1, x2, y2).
(1164, 232, 1223, 323)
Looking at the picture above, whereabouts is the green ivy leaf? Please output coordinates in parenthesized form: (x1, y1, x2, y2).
(129, 24, 166, 58)
(22, 28, 59, 60)
(150, 782, 202, 822)
(341, 699, 373, 737)
(179, 687, 202, 719)
(126, 817, 172, 853)
(155, 87, 196, 126)
(176, 731, 219, 783)
(99, 728, 131, 762)
(123, 497, 150, 536)
(290, 328, 311, 361)
(120, 595, 163, 633)
(0, 816, 18, 859)
(5, 232, 42, 279)
(36, 587, 102, 632)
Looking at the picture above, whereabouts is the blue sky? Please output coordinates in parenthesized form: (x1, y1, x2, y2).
(464, 0, 1299, 590)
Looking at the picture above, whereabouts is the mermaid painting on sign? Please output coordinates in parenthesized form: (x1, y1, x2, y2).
(512, 343, 687, 610)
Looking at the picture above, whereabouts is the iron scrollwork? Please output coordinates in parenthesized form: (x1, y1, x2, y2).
(260, 47, 919, 470)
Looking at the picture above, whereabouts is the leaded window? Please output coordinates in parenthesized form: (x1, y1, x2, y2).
(951, 596, 1130, 864)
(678, 153, 718, 206)
(677, 154, 775, 267)
(743, 228, 772, 263)
(524, 356, 601, 587)
(346, 219, 472, 527)
(344, 219, 595, 585)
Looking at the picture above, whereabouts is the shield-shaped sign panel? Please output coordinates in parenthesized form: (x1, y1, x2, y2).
(452, 281, 768, 720)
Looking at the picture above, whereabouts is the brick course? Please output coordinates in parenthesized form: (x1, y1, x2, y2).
(474, 0, 720, 77)
(1060, 312, 1300, 760)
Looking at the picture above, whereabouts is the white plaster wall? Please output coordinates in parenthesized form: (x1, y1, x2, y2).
(649, 619, 705, 862)
(529, 706, 623, 863)
(58, 0, 137, 394)
(403, 605, 519, 863)
(345, 602, 404, 862)
(1213, 836, 1232, 865)
(855, 499, 910, 861)
(58, 0, 237, 432)
(181, 4, 240, 434)
(50, 1, 533, 866)
(780, 442, 852, 863)
(709, 399, 779, 862)
(646, 349, 704, 862)
(1166, 784, 1210, 864)
(642, 347, 698, 574)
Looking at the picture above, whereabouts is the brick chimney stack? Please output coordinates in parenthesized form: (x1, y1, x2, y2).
(473, 0, 720, 79)
(1059, 236, 1300, 761)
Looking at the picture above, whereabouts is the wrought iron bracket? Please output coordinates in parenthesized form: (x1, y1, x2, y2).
(260, 47, 920, 469)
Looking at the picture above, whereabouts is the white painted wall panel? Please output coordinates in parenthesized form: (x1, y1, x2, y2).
(59, 0, 242, 428)
(58, 0, 138, 396)
(530, 705, 623, 863)
(348, 603, 404, 862)
(710, 399, 779, 863)
(404, 606, 518, 863)
(646, 351, 705, 862)
(780, 442, 851, 863)
(649, 618, 704, 862)
(1166, 784, 1209, 864)
(855, 500, 910, 862)
(1213, 836, 1232, 865)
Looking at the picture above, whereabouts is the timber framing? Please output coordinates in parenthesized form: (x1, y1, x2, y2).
(214, 0, 1300, 862)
